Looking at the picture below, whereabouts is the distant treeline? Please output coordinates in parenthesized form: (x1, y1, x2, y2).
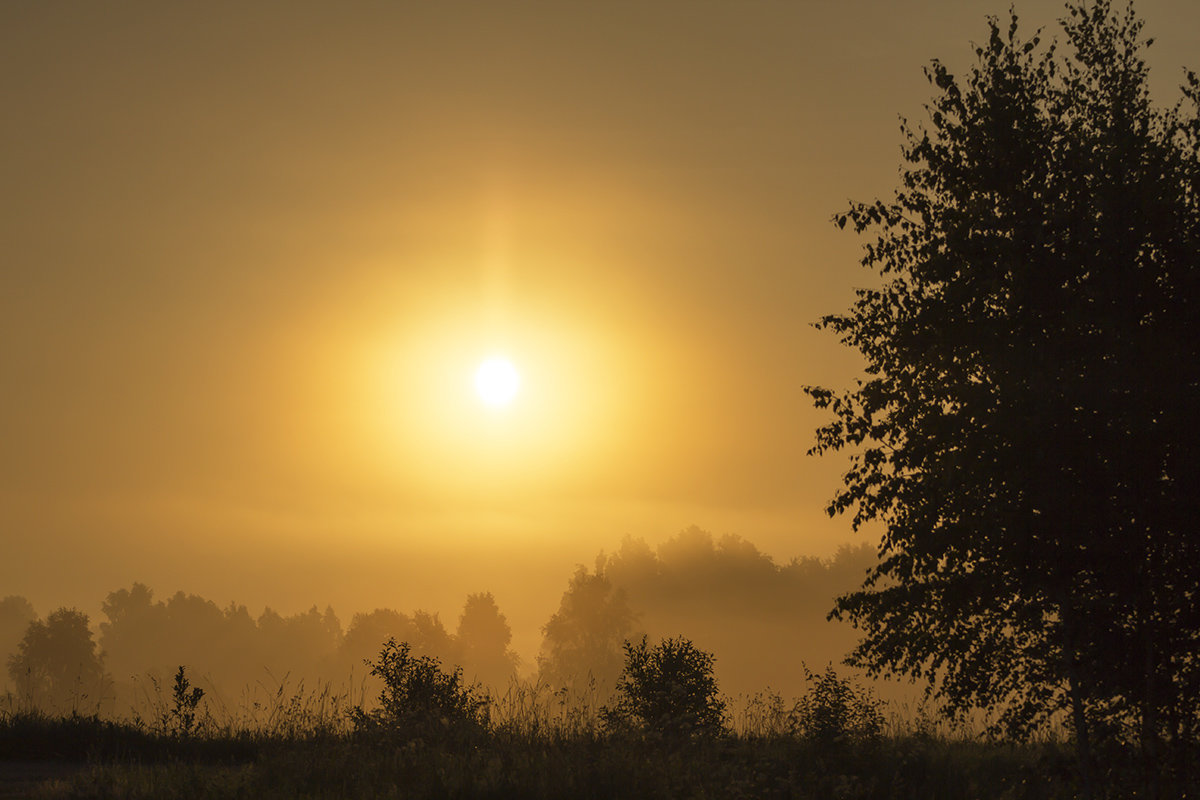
(2, 528, 878, 716)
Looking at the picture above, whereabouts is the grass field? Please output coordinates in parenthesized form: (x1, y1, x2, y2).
(0, 677, 1098, 800)
(2, 715, 1084, 799)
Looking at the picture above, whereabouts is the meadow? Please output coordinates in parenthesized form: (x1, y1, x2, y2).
(0, 662, 1098, 800)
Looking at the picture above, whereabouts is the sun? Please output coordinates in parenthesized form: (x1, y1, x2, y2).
(474, 357, 520, 408)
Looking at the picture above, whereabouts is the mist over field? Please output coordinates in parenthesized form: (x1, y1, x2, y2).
(2, 528, 891, 717)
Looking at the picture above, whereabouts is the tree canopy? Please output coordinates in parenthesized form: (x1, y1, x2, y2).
(807, 0, 1199, 787)
(8, 608, 111, 715)
(538, 566, 639, 696)
(456, 592, 520, 690)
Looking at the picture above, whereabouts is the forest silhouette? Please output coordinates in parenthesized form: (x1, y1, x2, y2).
(2, 528, 879, 719)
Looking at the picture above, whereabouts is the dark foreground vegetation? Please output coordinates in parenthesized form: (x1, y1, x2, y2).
(0, 713, 1083, 800)
(1, 640, 1188, 799)
(0, 655, 1095, 800)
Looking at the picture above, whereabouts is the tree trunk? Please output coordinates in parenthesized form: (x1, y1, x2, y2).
(1068, 666, 1095, 800)
(1141, 615, 1161, 799)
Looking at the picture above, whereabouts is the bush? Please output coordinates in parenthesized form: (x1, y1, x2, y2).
(603, 635, 725, 737)
(166, 666, 205, 737)
(792, 665, 884, 744)
(351, 638, 488, 741)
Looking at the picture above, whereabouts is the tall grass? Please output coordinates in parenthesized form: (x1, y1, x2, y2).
(0, 672, 1158, 800)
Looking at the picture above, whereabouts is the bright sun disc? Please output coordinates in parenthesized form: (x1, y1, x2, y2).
(474, 357, 520, 408)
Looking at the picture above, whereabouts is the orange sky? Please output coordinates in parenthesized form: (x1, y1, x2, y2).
(4, 1, 1199, 659)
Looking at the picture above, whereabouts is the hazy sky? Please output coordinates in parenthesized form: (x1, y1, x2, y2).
(4, 1, 1199, 658)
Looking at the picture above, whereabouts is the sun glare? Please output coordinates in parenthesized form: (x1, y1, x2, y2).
(474, 357, 520, 408)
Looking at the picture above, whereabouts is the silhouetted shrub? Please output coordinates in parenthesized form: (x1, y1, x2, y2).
(792, 665, 883, 744)
(167, 666, 205, 737)
(603, 635, 725, 737)
(351, 638, 488, 741)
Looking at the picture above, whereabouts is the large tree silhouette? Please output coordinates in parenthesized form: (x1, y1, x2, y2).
(807, 1, 1199, 792)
